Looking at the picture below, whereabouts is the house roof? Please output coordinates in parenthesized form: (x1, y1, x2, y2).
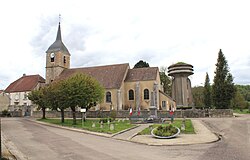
(5, 75, 45, 93)
(57, 63, 129, 89)
(125, 67, 158, 82)
(46, 22, 70, 55)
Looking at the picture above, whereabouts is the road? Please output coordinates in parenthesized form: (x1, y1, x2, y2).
(1, 115, 250, 160)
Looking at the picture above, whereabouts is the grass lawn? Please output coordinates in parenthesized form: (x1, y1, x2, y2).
(38, 118, 135, 134)
(233, 109, 250, 114)
(138, 119, 195, 135)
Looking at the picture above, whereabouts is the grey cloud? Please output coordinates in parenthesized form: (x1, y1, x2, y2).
(65, 23, 89, 53)
(30, 16, 59, 55)
(233, 68, 250, 84)
(0, 74, 10, 89)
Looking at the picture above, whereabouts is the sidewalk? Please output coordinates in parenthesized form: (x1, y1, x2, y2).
(112, 124, 151, 140)
(30, 118, 220, 146)
(130, 119, 220, 146)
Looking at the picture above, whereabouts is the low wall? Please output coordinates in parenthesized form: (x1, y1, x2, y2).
(32, 109, 233, 119)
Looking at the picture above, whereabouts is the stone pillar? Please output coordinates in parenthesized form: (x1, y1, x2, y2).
(117, 89, 121, 110)
(135, 82, 140, 111)
(153, 82, 158, 109)
(150, 91, 154, 106)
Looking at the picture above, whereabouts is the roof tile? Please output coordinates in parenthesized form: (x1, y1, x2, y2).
(125, 67, 158, 82)
(57, 63, 129, 89)
(5, 75, 45, 93)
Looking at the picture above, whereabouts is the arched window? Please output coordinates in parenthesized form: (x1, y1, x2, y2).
(128, 89, 134, 100)
(51, 57, 54, 62)
(144, 89, 149, 100)
(106, 91, 111, 103)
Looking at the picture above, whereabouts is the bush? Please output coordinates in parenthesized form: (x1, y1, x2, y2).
(99, 118, 112, 123)
(110, 110, 117, 121)
(153, 124, 178, 137)
(2, 109, 11, 117)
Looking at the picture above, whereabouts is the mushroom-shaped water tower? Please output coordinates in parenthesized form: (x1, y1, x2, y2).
(168, 62, 194, 108)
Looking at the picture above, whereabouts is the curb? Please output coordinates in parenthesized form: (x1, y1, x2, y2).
(25, 118, 113, 138)
(2, 133, 27, 160)
(25, 118, 221, 146)
(111, 125, 139, 137)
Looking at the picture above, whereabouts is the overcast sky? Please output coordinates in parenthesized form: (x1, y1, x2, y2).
(0, 0, 250, 89)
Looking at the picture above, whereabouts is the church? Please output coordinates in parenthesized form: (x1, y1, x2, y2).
(46, 22, 176, 111)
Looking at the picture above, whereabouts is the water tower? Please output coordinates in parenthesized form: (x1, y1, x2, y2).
(168, 62, 194, 108)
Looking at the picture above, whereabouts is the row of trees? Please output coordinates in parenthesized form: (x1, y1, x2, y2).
(193, 49, 249, 109)
(28, 73, 105, 124)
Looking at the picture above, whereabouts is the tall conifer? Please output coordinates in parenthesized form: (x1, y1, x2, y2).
(203, 72, 211, 108)
(212, 49, 235, 109)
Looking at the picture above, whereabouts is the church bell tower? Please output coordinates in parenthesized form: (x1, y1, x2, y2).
(45, 20, 70, 84)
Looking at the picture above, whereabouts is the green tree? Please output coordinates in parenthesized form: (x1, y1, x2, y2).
(212, 49, 236, 109)
(231, 90, 248, 110)
(159, 67, 172, 95)
(192, 86, 204, 108)
(133, 60, 149, 68)
(45, 82, 68, 123)
(28, 87, 49, 119)
(60, 73, 105, 125)
(235, 85, 250, 102)
(203, 73, 211, 108)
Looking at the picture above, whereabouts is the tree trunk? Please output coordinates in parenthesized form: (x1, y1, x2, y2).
(71, 107, 76, 125)
(42, 107, 46, 119)
(61, 108, 64, 123)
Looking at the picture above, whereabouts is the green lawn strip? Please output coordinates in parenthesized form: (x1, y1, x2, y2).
(233, 109, 250, 114)
(138, 119, 195, 135)
(38, 118, 135, 134)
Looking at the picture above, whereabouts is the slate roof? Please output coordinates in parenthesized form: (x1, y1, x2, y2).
(125, 67, 158, 82)
(5, 75, 45, 93)
(46, 22, 70, 55)
(57, 63, 129, 89)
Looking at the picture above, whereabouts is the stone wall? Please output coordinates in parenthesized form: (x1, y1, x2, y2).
(32, 109, 233, 119)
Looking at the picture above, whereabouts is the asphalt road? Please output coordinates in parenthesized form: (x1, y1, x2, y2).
(1, 115, 250, 160)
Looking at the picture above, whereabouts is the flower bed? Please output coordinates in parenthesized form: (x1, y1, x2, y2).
(151, 124, 180, 139)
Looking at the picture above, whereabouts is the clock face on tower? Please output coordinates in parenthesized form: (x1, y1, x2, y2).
(50, 52, 55, 58)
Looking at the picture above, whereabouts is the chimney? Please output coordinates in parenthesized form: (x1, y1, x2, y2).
(23, 73, 26, 77)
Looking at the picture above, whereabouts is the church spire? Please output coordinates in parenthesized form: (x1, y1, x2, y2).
(56, 14, 62, 41)
(46, 15, 70, 54)
(56, 21, 62, 41)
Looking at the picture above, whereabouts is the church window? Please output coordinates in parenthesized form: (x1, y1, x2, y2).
(128, 89, 134, 100)
(64, 56, 66, 63)
(106, 91, 111, 103)
(144, 89, 149, 100)
(51, 57, 54, 62)
(162, 101, 166, 109)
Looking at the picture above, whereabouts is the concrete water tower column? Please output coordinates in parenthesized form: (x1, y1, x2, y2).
(168, 62, 194, 108)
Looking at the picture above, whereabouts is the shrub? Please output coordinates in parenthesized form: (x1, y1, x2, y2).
(99, 118, 112, 123)
(2, 109, 10, 117)
(153, 124, 178, 137)
(110, 110, 117, 121)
